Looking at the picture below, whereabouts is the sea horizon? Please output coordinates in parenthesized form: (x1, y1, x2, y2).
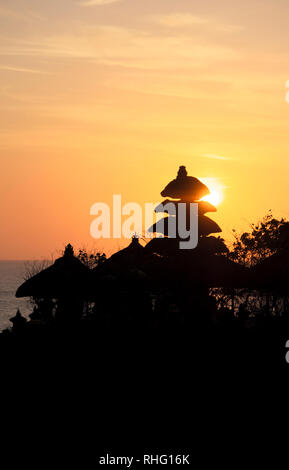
(0, 260, 38, 330)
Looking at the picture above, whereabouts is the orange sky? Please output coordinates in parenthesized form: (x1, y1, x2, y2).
(1, 0, 289, 259)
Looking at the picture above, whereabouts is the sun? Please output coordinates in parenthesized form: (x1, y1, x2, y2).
(200, 178, 224, 207)
(202, 190, 222, 206)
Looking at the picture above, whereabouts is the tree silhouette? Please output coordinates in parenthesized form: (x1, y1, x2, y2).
(77, 248, 106, 269)
(230, 211, 289, 267)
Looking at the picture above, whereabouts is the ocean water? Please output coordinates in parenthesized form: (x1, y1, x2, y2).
(0, 261, 33, 330)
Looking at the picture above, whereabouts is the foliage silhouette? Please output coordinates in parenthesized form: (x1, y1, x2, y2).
(230, 211, 289, 267)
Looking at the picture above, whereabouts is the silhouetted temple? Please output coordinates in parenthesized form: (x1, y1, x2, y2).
(14, 166, 250, 330)
(146, 165, 223, 256)
(5, 163, 289, 470)
(16, 244, 89, 299)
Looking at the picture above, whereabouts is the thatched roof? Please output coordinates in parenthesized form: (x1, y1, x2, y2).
(145, 236, 227, 258)
(160, 166, 209, 201)
(16, 244, 89, 298)
(91, 237, 147, 285)
(154, 199, 216, 216)
(148, 214, 221, 237)
(108, 236, 144, 265)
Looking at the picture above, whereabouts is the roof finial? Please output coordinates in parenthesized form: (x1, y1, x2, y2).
(177, 166, 187, 178)
(64, 243, 74, 257)
(131, 234, 139, 245)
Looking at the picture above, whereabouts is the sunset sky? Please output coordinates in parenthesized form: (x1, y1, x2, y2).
(1, 0, 289, 259)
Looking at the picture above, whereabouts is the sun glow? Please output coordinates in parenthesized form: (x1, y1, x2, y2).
(200, 178, 224, 207)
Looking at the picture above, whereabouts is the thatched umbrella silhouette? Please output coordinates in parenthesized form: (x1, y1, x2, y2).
(144, 236, 227, 258)
(108, 236, 145, 266)
(143, 237, 246, 288)
(155, 199, 216, 216)
(148, 214, 221, 237)
(160, 165, 209, 200)
(92, 236, 147, 285)
(15, 244, 90, 299)
(144, 237, 179, 257)
(149, 166, 222, 254)
(89, 237, 151, 323)
(198, 201, 217, 215)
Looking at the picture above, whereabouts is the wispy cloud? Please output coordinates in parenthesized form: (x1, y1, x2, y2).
(154, 13, 242, 33)
(0, 6, 25, 20)
(155, 14, 209, 28)
(0, 6, 45, 21)
(0, 65, 50, 75)
(78, 0, 121, 6)
(0, 26, 238, 70)
(201, 153, 234, 161)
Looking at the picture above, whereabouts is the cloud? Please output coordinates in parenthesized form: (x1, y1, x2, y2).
(201, 153, 234, 161)
(0, 26, 238, 71)
(0, 6, 45, 21)
(155, 14, 209, 28)
(0, 65, 50, 74)
(78, 0, 121, 6)
(0, 6, 25, 20)
(154, 13, 242, 33)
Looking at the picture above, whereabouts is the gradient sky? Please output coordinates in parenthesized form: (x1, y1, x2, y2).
(1, 0, 289, 259)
